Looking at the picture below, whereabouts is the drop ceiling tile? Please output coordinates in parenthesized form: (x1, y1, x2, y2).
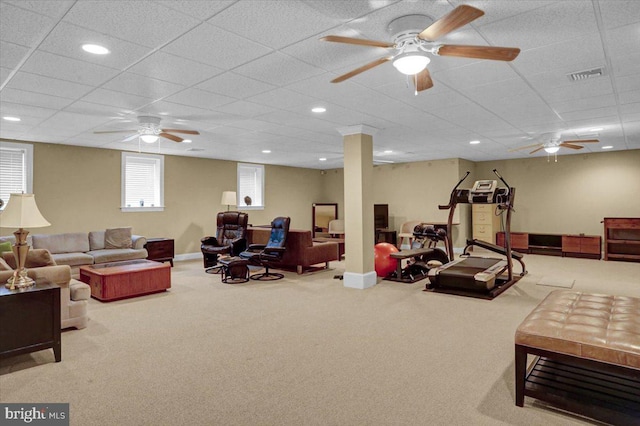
(62, 1, 201, 49)
(560, 105, 618, 122)
(0, 41, 30, 69)
(22, 50, 120, 86)
(470, 1, 557, 26)
(605, 23, 640, 58)
(0, 67, 11, 84)
(300, 0, 398, 20)
(197, 72, 276, 99)
(535, 78, 614, 104)
(0, 2, 55, 47)
(207, 1, 339, 49)
(81, 88, 154, 110)
(162, 23, 272, 69)
(127, 51, 223, 86)
(610, 53, 640, 77)
(232, 52, 326, 86)
(102, 72, 185, 99)
(212, 100, 275, 118)
(247, 88, 319, 111)
(598, 0, 640, 29)
(480, 1, 596, 50)
(38, 110, 114, 132)
(619, 89, 640, 105)
(5, 71, 94, 99)
(62, 101, 136, 120)
(434, 60, 520, 90)
(227, 119, 278, 132)
(37, 22, 152, 70)
(0, 101, 58, 120)
(0, 87, 74, 110)
(153, 0, 236, 20)
(550, 93, 617, 114)
(164, 87, 236, 110)
(143, 100, 237, 123)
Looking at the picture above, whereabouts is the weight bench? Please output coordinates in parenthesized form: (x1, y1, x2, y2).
(515, 290, 640, 425)
(386, 248, 448, 283)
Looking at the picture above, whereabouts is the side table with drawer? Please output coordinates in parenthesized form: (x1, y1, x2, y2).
(145, 238, 175, 266)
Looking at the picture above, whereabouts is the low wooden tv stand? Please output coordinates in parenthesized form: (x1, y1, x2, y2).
(497, 231, 601, 259)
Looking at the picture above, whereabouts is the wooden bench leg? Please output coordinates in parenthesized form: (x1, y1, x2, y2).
(515, 344, 527, 407)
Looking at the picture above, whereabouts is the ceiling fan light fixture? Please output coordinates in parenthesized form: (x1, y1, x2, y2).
(140, 134, 159, 143)
(544, 146, 560, 154)
(392, 52, 430, 75)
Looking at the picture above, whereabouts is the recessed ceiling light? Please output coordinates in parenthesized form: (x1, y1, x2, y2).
(262, 150, 271, 154)
(470, 140, 480, 144)
(311, 107, 326, 113)
(319, 158, 327, 161)
(2, 116, 21, 122)
(589, 127, 604, 132)
(82, 44, 110, 55)
(182, 139, 192, 143)
(384, 150, 393, 154)
(602, 145, 613, 150)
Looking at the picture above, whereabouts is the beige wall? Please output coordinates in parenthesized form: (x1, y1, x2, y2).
(1, 142, 323, 255)
(477, 149, 640, 237)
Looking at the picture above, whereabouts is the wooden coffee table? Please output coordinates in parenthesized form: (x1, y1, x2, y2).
(79, 259, 171, 301)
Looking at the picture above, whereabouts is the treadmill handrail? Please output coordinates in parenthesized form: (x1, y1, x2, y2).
(439, 171, 470, 210)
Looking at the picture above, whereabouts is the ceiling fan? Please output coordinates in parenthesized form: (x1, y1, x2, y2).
(509, 137, 600, 155)
(93, 115, 199, 143)
(321, 5, 520, 93)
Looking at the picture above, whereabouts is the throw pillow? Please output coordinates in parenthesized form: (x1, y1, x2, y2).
(105, 227, 133, 249)
(2, 249, 56, 269)
(0, 241, 12, 255)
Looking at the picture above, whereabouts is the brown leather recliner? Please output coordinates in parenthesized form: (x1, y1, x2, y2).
(201, 211, 249, 272)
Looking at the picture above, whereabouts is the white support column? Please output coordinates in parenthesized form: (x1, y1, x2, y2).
(337, 125, 378, 289)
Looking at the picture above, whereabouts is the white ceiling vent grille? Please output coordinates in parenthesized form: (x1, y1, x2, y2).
(567, 67, 606, 81)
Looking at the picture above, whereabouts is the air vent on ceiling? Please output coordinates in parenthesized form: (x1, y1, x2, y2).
(567, 67, 606, 82)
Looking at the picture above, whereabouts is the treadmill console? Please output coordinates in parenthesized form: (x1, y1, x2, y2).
(469, 180, 498, 203)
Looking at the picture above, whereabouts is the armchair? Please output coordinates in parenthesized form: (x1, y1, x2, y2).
(201, 211, 249, 273)
(240, 216, 290, 281)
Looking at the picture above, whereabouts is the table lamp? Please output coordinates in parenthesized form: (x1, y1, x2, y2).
(0, 193, 51, 289)
(221, 191, 236, 212)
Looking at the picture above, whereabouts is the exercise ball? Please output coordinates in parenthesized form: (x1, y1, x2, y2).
(374, 242, 399, 277)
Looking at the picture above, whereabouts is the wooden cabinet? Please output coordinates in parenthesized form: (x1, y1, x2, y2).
(145, 238, 175, 266)
(496, 232, 529, 251)
(472, 204, 501, 244)
(603, 218, 640, 262)
(562, 235, 601, 259)
(0, 281, 61, 362)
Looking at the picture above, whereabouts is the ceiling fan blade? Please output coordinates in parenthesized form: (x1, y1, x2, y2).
(529, 146, 544, 154)
(559, 142, 584, 150)
(562, 139, 599, 143)
(508, 143, 543, 152)
(331, 57, 392, 83)
(94, 130, 137, 134)
(159, 132, 184, 143)
(418, 5, 485, 41)
(414, 68, 434, 92)
(437, 44, 520, 61)
(321, 35, 394, 49)
(122, 134, 139, 142)
(160, 129, 200, 135)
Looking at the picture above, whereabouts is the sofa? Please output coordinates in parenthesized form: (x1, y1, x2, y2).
(0, 227, 148, 279)
(0, 250, 91, 330)
(247, 227, 339, 274)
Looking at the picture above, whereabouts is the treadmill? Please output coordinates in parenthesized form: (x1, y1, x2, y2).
(426, 169, 526, 299)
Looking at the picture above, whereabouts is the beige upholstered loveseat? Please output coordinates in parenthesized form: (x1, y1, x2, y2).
(0, 250, 91, 330)
(1, 228, 148, 279)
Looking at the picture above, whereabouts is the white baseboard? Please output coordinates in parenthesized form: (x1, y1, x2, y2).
(174, 252, 201, 262)
(343, 271, 377, 289)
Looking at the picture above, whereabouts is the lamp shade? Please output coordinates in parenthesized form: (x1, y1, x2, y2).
(140, 134, 159, 143)
(392, 52, 430, 75)
(544, 146, 560, 154)
(0, 193, 51, 228)
(221, 191, 237, 206)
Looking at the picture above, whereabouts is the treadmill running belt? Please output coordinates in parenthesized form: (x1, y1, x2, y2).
(438, 257, 504, 290)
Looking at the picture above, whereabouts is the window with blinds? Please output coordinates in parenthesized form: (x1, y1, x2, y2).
(0, 142, 33, 210)
(121, 152, 164, 212)
(237, 163, 264, 210)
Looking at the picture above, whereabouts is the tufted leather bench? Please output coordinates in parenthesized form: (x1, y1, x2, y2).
(515, 290, 640, 424)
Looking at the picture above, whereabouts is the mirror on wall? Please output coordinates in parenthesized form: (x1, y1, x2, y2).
(312, 203, 338, 238)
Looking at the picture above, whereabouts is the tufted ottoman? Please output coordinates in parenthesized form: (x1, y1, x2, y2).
(515, 290, 640, 424)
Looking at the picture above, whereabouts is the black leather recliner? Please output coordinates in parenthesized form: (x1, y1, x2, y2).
(240, 216, 290, 281)
(201, 211, 249, 273)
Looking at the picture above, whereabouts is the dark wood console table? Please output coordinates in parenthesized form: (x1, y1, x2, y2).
(603, 218, 640, 262)
(145, 238, 175, 266)
(0, 280, 61, 362)
(497, 232, 601, 259)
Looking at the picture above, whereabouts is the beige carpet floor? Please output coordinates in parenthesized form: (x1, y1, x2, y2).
(1, 254, 639, 425)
